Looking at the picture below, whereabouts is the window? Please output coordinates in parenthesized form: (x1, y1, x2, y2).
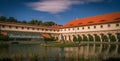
(73, 28, 74, 30)
(88, 26, 90, 29)
(64, 29, 66, 31)
(21, 27, 24, 29)
(94, 26, 96, 29)
(82, 27, 84, 29)
(100, 25, 103, 28)
(16, 26, 18, 29)
(68, 28, 70, 31)
(46, 29, 48, 31)
(42, 29, 44, 31)
(32, 28, 34, 30)
(2, 25, 4, 28)
(27, 27, 29, 30)
(116, 24, 119, 27)
(9, 26, 11, 28)
(77, 27, 79, 30)
(108, 24, 111, 27)
(37, 28, 39, 30)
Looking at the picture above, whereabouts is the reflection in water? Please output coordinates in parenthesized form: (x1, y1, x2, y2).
(0, 44, 120, 61)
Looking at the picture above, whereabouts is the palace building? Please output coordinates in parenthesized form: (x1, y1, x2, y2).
(0, 12, 120, 42)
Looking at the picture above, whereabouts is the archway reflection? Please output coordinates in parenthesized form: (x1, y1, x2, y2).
(0, 44, 120, 61)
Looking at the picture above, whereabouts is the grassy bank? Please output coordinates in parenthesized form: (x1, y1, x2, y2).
(42, 42, 78, 47)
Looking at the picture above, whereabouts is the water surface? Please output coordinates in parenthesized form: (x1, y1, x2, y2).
(0, 44, 120, 61)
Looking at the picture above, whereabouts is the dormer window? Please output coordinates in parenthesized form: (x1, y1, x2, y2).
(114, 18, 120, 20)
(100, 20, 106, 22)
(78, 23, 82, 25)
(88, 21, 93, 23)
(70, 24, 73, 26)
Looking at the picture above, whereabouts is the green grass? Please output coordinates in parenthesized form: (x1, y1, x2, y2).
(42, 42, 77, 47)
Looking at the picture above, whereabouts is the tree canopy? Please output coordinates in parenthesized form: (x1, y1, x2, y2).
(0, 16, 59, 26)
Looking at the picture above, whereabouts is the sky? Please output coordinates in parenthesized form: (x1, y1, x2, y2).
(0, 0, 120, 25)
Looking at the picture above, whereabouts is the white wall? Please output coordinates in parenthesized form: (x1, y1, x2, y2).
(60, 22, 120, 33)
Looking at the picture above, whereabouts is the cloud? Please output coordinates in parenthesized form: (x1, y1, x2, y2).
(25, 0, 105, 14)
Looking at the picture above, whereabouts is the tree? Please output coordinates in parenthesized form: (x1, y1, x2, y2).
(29, 19, 43, 25)
(7, 17, 18, 22)
(21, 20, 27, 24)
(110, 35, 116, 42)
(82, 35, 88, 41)
(73, 35, 78, 42)
(29, 19, 36, 25)
(94, 34, 100, 42)
(43, 21, 56, 26)
(88, 35, 94, 41)
(0, 34, 9, 41)
(78, 35, 82, 43)
(101, 34, 108, 42)
(0, 16, 6, 21)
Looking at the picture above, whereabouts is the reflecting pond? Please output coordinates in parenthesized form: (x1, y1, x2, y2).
(0, 44, 120, 61)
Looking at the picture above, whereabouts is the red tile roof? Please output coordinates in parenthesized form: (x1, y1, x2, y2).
(41, 33, 51, 38)
(64, 12, 120, 28)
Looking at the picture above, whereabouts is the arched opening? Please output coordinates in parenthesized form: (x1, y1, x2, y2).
(108, 33, 116, 42)
(88, 34, 94, 41)
(68, 35, 71, 41)
(116, 33, 120, 42)
(73, 35, 78, 42)
(94, 34, 100, 42)
(82, 34, 88, 41)
(101, 34, 108, 42)
(64, 35, 66, 41)
(77, 35, 82, 43)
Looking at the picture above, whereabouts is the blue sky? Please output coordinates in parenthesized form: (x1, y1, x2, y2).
(0, 0, 120, 25)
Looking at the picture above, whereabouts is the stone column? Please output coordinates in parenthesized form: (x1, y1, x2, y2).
(113, 33, 118, 42)
(98, 34, 102, 42)
(106, 34, 110, 42)
(93, 34, 96, 42)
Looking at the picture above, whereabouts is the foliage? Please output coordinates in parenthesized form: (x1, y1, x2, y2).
(43, 21, 56, 26)
(43, 42, 76, 47)
(7, 17, 18, 22)
(0, 16, 59, 26)
(0, 16, 6, 21)
(101, 34, 108, 42)
(109, 35, 116, 42)
(44, 37, 56, 41)
(77, 35, 82, 43)
(82, 35, 88, 41)
(73, 35, 78, 42)
(88, 35, 94, 41)
(94, 35, 100, 41)
(0, 34, 9, 41)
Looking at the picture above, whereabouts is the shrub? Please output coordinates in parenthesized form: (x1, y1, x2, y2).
(78, 35, 82, 43)
(73, 35, 78, 42)
(0, 34, 9, 41)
